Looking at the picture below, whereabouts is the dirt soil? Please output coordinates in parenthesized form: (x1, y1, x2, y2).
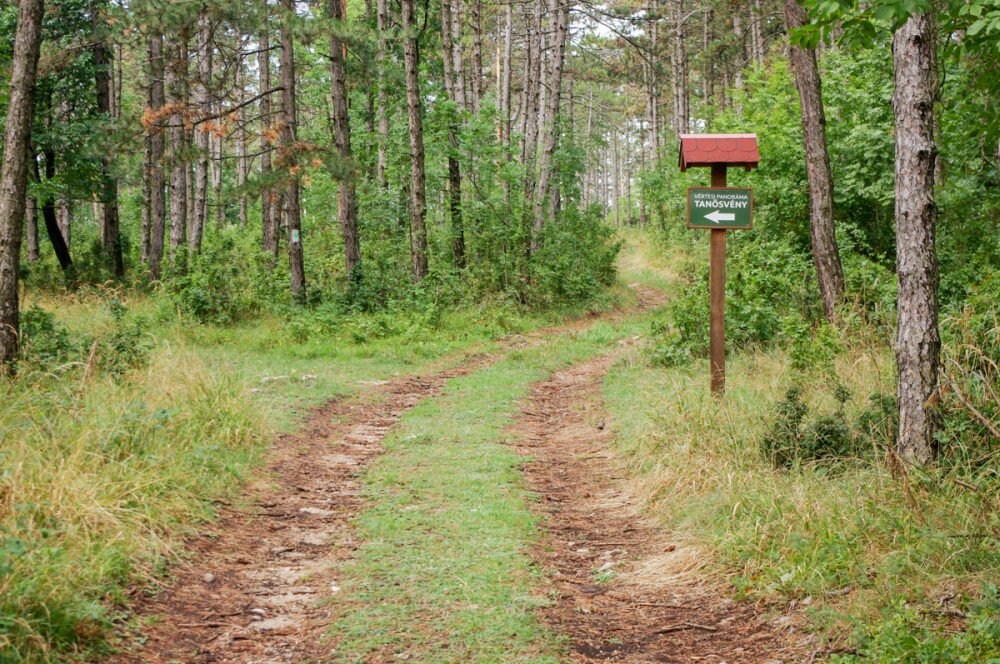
(110, 355, 500, 664)
(108, 293, 669, 664)
(510, 352, 810, 663)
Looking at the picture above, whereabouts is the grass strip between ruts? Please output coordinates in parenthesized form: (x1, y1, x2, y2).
(324, 314, 653, 663)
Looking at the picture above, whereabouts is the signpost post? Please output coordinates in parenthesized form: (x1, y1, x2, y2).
(678, 134, 760, 396)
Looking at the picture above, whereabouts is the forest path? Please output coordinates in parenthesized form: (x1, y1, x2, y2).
(509, 352, 805, 662)
(108, 278, 665, 663)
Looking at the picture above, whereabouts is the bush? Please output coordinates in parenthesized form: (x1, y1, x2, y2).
(667, 237, 818, 358)
(761, 384, 888, 468)
(163, 234, 285, 325)
(18, 306, 79, 369)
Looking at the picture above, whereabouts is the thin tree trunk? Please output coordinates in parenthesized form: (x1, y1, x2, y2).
(191, 12, 211, 252)
(330, 0, 362, 279)
(0, 0, 44, 369)
(750, 0, 764, 66)
(785, 0, 845, 321)
(25, 197, 39, 261)
(259, 29, 278, 258)
(532, 0, 568, 247)
(167, 37, 187, 261)
(521, 0, 542, 210)
(451, 0, 466, 111)
(237, 48, 249, 228)
(672, 0, 689, 134)
(892, 13, 940, 465)
(401, 0, 428, 279)
(375, 0, 390, 186)
(147, 32, 166, 278)
(471, 0, 483, 112)
(93, 3, 124, 278)
(212, 101, 223, 228)
(499, 1, 513, 144)
(280, 0, 306, 300)
(441, 0, 465, 268)
(57, 200, 71, 248)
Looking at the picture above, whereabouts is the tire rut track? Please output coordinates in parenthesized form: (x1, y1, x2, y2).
(509, 352, 807, 663)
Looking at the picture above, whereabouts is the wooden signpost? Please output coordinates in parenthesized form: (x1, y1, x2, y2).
(678, 134, 760, 396)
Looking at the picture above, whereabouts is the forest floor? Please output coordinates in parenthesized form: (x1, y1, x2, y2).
(105, 237, 808, 663)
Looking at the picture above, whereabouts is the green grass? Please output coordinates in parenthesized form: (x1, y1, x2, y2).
(0, 347, 267, 662)
(602, 232, 1000, 662)
(326, 317, 652, 663)
(1, 242, 653, 662)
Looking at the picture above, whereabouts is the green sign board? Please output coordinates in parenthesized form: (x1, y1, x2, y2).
(686, 187, 753, 230)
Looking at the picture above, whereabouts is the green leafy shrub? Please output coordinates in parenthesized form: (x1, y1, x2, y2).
(18, 306, 79, 369)
(783, 315, 842, 373)
(97, 300, 152, 378)
(761, 384, 881, 467)
(163, 234, 284, 325)
(668, 237, 818, 358)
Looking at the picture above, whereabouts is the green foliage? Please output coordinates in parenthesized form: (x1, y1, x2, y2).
(163, 234, 285, 325)
(97, 300, 151, 378)
(18, 306, 79, 368)
(783, 315, 842, 373)
(655, 236, 817, 360)
(833, 588, 1000, 663)
(761, 384, 883, 467)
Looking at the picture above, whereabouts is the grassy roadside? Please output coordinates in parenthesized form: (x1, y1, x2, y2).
(325, 313, 657, 662)
(602, 231, 1000, 662)
(1, 261, 639, 661)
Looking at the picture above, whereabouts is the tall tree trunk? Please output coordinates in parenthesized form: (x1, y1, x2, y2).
(450, 0, 466, 111)
(237, 49, 249, 228)
(470, 0, 483, 113)
(375, 0, 390, 186)
(93, 3, 124, 278)
(167, 38, 188, 261)
(280, 0, 306, 300)
(25, 196, 39, 261)
(499, 0, 513, 144)
(191, 12, 212, 252)
(441, 0, 465, 268)
(532, 0, 568, 247)
(57, 200, 71, 248)
(330, 0, 362, 280)
(892, 14, 940, 465)
(521, 0, 542, 211)
(211, 102, 223, 228)
(259, 29, 278, 258)
(0, 0, 44, 370)
(401, 0, 428, 279)
(147, 32, 167, 278)
(671, 0, 689, 134)
(750, 0, 764, 67)
(785, 0, 844, 321)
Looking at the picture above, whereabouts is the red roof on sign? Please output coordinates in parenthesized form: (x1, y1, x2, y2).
(679, 133, 760, 172)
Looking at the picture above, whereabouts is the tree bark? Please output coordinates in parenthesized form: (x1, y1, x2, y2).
(166, 37, 188, 261)
(401, 0, 428, 279)
(470, 0, 483, 113)
(191, 12, 212, 252)
(499, 1, 513, 144)
(330, 0, 362, 279)
(93, 2, 124, 277)
(532, 0, 569, 247)
(441, 0, 465, 268)
(280, 0, 306, 300)
(259, 28, 279, 259)
(892, 13, 940, 465)
(784, 0, 845, 322)
(147, 31, 167, 278)
(0, 0, 44, 370)
(237, 48, 249, 228)
(25, 197, 39, 261)
(375, 0, 390, 186)
(671, 0, 689, 134)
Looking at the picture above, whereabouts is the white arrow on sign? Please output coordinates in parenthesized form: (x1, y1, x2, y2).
(704, 210, 736, 224)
